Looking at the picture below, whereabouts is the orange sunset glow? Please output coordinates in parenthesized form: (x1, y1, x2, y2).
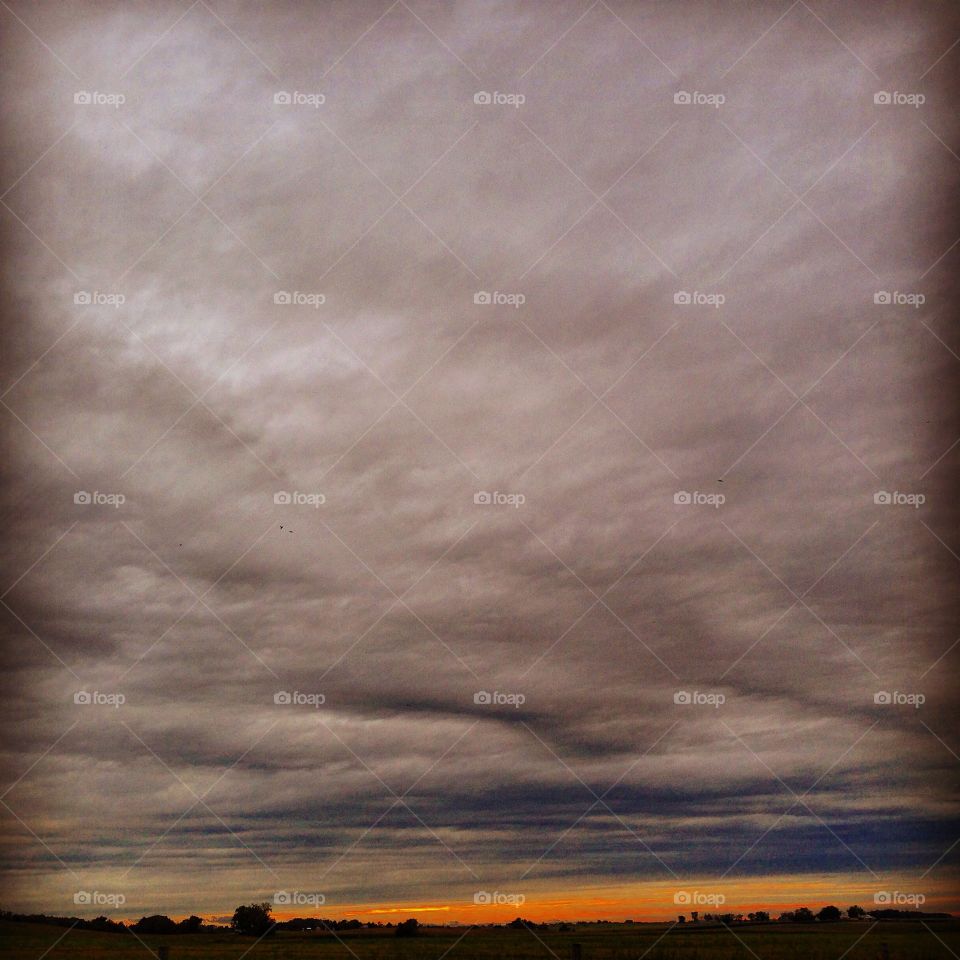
(263, 873, 960, 925)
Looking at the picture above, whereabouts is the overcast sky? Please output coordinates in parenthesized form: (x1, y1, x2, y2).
(1, 0, 958, 923)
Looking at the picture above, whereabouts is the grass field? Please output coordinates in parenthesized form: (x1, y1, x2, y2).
(2, 920, 958, 960)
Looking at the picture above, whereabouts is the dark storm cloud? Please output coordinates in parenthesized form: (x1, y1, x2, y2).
(1, 0, 958, 918)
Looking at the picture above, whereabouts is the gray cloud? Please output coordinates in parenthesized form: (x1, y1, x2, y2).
(1, 0, 958, 920)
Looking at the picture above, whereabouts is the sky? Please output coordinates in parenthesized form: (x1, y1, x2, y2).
(0, 0, 958, 925)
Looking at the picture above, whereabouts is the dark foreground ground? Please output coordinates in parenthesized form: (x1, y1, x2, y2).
(2, 919, 958, 960)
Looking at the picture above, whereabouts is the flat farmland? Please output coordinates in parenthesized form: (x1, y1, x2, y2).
(2, 920, 958, 960)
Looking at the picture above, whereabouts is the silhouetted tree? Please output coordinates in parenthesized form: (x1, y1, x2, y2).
(395, 918, 419, 937)
(132, 915, 178, 935)
(231, 903, 274, 936)
(178, 915, 203, 933)
(847, 905, 866, 919)
(793, 907, 815, 923)
(817, 906, 842, 922)
(678, 915, 686, 923)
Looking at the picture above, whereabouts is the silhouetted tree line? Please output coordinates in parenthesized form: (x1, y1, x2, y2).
(228, 902, 391, 937)
(694, 905, 951, 924)
(2, 902, 952, 936)
(0, 912, 126, 932)
(869, 909, 952, 920)
(282, 917, 368, 931)
(0, 910, 212, 934)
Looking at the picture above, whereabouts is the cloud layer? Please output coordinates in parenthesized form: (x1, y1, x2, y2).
(1, 0, 958, 920)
